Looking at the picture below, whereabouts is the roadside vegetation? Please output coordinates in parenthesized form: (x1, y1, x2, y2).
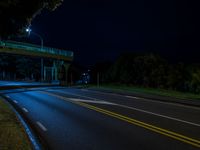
(0, 98, 32, 150)
(91, 84, 200, 100)
(84, 53, 200, 99)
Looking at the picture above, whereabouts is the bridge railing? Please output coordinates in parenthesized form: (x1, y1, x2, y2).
(0, 40, 73, 58)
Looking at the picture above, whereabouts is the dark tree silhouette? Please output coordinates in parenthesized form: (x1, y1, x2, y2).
(0, 0, 63, 38)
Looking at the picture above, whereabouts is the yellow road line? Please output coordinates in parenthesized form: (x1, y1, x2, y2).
(76, 101, 200, 148)
(41, 91, 200, 148)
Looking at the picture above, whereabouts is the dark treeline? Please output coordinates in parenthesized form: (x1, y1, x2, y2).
(91, 53, 200, 94)
(0, 0, 63, 38)
(0, 54, 41, 81)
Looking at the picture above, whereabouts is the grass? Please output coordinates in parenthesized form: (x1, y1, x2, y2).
(0, 98, 32, 150)
(89, 84, 200, 100)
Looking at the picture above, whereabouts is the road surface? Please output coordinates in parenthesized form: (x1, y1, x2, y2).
(1, 86, 200, 150)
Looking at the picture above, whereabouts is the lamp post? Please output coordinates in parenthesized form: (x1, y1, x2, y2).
(26, 28, 44, 81)
(26, 28, 43, 50)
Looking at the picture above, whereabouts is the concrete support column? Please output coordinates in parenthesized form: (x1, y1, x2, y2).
(55, 63, 58, 81)
(53, 60, 58, 81)
(59, 62, 70, 86)
(52, 60, 58, 81)
(52, 66, 54, 81)
(64, 63, 70, 85)
(44, 66, 46, 81)
(41, 58, 44, 81)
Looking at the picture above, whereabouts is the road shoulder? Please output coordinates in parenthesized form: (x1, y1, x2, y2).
(0, 97, 32, 150)
(87, 87, 200, 107)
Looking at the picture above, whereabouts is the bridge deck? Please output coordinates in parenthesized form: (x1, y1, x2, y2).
(0, 41, 73, 61)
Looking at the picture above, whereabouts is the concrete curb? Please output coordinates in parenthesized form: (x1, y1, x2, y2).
(0, 84, 59, 90)
(1, 96, 43, 150)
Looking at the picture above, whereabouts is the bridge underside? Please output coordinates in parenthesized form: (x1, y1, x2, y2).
(0, 47, 73, 86)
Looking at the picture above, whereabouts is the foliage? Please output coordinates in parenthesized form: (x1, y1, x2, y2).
(91, 53, 200, 94)
(189, 66, 200, 93)
(0, 0, 63, 38)
(0, 54, 40, 80)
(90, 62, 113, 83)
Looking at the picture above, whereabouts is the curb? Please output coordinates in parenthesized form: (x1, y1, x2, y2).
(0, 84, 59, 90)
(1, 96, 42, 150)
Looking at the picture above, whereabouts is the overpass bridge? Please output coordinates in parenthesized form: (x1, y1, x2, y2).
(0, 40, 73, 85)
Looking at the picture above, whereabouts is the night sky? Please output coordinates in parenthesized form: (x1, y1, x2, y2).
(31, 0, 199, 65)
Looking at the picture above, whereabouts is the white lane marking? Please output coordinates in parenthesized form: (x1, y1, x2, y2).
(125, 95, 141, 99)
(42, 90, 114, 105)
(44, 91, 200, 127)
(22, 108, 28, 113)
(114, 104, 200, 127)
(78, 89, 200, 111)
(64, 91, 99, 101)
(36, 121, 47, 131)
(13, 100, 18, 104)
(68, 98, 115, 105)
(79, 89, 121, 96)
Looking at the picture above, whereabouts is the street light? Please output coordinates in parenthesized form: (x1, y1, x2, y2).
(26, 28, 43, 50)
(26, 28, 44, 81)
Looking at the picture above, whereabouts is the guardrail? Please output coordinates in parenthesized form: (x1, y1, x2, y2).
(0, 40, 73, 58)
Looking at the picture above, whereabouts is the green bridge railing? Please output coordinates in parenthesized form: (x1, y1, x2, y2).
(0, 40, 73, 58)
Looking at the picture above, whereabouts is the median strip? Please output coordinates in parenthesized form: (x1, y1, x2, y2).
(41, 91, 200, 148)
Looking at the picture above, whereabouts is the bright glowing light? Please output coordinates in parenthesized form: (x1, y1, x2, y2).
(26, 28, 31, 32)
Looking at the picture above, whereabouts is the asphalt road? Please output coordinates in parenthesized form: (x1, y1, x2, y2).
(2, 87, 200, 150)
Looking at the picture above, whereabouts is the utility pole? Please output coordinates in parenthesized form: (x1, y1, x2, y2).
(70, 73, 73, 86)
(26, 28, 44, 81)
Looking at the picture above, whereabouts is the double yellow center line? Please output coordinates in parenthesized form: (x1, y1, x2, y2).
(76, 101, 200, 148)
(42, 91, 200, 148)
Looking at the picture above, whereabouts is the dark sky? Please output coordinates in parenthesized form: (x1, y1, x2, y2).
(31, 0, 200, 65)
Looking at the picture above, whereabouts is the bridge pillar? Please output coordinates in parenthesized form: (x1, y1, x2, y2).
(53, 60, 59, 81)
(43, 60, 64, 83)
(53, 60, 56, 81)
(64, 63, 70, 85)
(58, 61, 70, 86)
(41, 58, 44, 81)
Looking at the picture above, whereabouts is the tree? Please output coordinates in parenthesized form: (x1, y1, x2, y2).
(107, 53, 168, 87)
(0, 0, 63, 38)
(90, 62, 113, 84)
(0, 54, 17, 80)
(107, 53, 137, 84)
(0, 54, 9, 80)
(189, 66, 200, 93)
(15, 56, 40, 80)
(166, 63, 191, 91)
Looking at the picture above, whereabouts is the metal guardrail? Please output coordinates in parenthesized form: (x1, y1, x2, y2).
(0, 40, 73, 58)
